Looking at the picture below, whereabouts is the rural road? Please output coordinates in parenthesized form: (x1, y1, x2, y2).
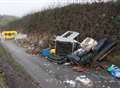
(1, 40, 120, 88)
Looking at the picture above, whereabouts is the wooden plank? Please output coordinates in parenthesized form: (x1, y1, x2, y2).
(98, 47, 115, 61)
(92, 46, 116, 64)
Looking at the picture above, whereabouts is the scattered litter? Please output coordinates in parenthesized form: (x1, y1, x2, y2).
(15, 33, 27, 39)
(43, 61, 50, 66)
(72, 66, 89, 72)
(63, 63, 71, 66)
(75, 75, 93, 87)
(59, 80, 62, 84)
(48, 70, 53, 74)
(102, 85, 105, 88)
(40, 48, 50, 57)
(107, 86, 111, 88)
(107, 64, 120, 78)
(73, 48, 86, 57)
(45, 78, 54, 83)
(50, 49, 56, 55)
(64, 80, 76, 87)
(15, 31, 119, 88)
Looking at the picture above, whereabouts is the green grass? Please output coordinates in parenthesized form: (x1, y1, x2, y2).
(0, 16, 18, 26)
(0, 46, 8, 88)
(0, 41, 39, 88)
(0, 43, 26, 78)
(0, 70, 8, 88)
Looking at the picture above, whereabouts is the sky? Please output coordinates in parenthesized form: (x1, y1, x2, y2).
(0, 0, 111, 17)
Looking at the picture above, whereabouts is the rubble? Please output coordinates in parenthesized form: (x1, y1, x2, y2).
(63, 80, 76, 87)
(75, 75, 93, 87)
(16, 31, 118, 79)
(107, 64, 120, 78)
(15, 38, 49, 55)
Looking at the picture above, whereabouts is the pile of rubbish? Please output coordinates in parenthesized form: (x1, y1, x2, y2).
(64, 75, 93, 87)
(39, 31, 120, 78)
(107, 64, 120, 78)
(16, 38, 49, 55)
(25, 39, 48, 55)
(40, 31, 116, 64)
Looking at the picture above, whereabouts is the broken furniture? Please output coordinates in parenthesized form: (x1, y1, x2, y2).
(55, 31, 80, 56)
(67, 38, 116, 65)
(80, 37, 98, 52)
(39, 31, 80, 64)
(40, 31, 116, 67)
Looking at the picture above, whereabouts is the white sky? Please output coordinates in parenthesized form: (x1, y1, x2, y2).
(0, 0, 111, 17)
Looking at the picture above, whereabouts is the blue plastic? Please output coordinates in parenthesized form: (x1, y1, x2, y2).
(111, 68, 120, 78)
(40, 48, 50, 57)
(107, 64, 120, 78)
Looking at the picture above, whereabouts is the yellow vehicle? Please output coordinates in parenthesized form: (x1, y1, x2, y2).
(1, 31, 17, 39)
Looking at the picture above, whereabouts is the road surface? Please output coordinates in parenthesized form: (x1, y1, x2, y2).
(1, 40, 120, 88)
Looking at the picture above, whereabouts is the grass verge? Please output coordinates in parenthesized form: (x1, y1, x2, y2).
(0, 42, 40, 88)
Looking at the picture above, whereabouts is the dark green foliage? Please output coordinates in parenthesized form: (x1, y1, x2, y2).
(6, 1, 120, 51)
(0, 15, 18, 27)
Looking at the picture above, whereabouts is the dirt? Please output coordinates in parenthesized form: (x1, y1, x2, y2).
(0, 42, 41, 88)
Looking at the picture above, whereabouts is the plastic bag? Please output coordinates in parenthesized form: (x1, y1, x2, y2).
(107, 64, 120, 78)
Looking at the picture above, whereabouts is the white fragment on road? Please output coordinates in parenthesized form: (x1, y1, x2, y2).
(109, 80, 115, 83)
(64, 80, 76, 87)
(59, 80, 62, 84)
(45, 78, 54, 83)
(43, 62, 50, 66)
(48, 70, 53, 74)
(98, 81, 101, 83)
(75, 75, 93, 87)
(63, 63, 71, 66)
(102, 85, 105, 88)
(107, 86, 111, 88)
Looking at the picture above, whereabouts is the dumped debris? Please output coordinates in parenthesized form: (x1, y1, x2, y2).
(63, 75, 94, 88)
(15, 33, 27, 40)
(75, 75, 93, 87)
(107, 64, 120, 78)
(39, 31, 117, 67)
(55, 31, 80, 56)
(72, 66, 89, 72)
(63, 63, 71, 66)
(16, 31, 118, 79)
(80, 37, 98, 52)
(63, 80, 76, 87)
(67, 38, 116, 65)
(16, 38, 49, 55)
